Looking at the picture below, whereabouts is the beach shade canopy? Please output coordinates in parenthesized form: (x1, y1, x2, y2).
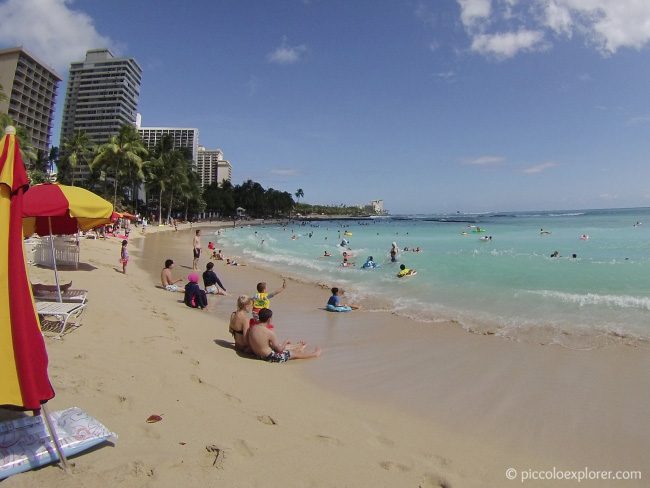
(0, 127, 55, 410)
(23, 183, 113, 237)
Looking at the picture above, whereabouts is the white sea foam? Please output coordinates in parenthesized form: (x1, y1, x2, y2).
(526, 290, 650, 311)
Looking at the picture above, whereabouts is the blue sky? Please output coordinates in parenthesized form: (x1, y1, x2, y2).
(2, 0, 650, 213)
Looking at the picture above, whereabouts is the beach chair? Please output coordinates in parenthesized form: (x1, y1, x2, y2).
(33, 288, 88, 304)
(35, 301, 86, 337)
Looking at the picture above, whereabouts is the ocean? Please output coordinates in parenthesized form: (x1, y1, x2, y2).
(212, 207, 650, 349)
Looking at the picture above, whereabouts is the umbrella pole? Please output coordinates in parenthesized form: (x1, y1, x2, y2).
(41, 403, 71, 473)
(48, 217, 62, 303)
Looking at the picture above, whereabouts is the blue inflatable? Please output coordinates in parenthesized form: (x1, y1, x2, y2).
(326, 304, 352, 312)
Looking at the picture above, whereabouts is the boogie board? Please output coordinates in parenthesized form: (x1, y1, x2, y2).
(0, 407, 117, 479)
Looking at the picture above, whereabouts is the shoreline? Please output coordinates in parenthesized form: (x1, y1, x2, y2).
(145, 227, 650, 484)
(8, 226, 649, 487)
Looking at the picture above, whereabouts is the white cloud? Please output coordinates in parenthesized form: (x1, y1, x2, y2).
(463, 155, 505, 165)
(458, 0, 492, 28)
(544, 0, 573, 36)
(523, 161, 558, 174)
(452, 0, 650, 60)
(599, 192, 618, 200)
(543, 0, 650, 54)
(471, 29, 545, 58)
(270, 168, 299, 176)
(436, 70, 456, 81)
(267, 38, 308, 65)
(428, 40, 440, 52)
(627, 115, 650, 126)
(0, 0, 114, 72)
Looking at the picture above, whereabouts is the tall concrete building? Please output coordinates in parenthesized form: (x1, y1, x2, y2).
(0, 46, 61, 154)
(60, 49, 141, 180)
(196, 145, 232, 187)
(137, 122, 199, 164)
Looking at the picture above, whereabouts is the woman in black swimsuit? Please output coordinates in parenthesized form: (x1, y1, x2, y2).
(229, 295, 253, 352)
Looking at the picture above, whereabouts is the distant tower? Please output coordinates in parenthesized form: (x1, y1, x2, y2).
(60, 49, 142, 182)
(196, 145, 232, 187)
(0, 46, 62, 154)
(137, 123, 200, 166)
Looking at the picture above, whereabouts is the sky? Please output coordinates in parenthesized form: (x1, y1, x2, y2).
(1, 0, 650, 214)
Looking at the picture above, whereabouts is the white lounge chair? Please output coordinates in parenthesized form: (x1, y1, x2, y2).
(36, 301, 86, 337)
(33, 288, 88, 304)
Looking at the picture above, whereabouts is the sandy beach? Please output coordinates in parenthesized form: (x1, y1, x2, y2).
(4, 223, 649, 487)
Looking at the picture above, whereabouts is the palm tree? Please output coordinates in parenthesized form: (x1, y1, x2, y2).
(164, 151, 189, 223)
(295, 188, 304, 203)
(0, 114, 38, 166)
(61, 130, 94, 186)
(92, 124, 148, 208)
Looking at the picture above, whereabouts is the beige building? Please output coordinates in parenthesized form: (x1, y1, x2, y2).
(0, 46, 62, 154)
(196, 145, 232, 187)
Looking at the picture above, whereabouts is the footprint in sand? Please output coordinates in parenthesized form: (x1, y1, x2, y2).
(130, 461, 155, 478)
(256, 415, 277, 425)
(379, 460, 411, 472)
(190, 359, 200, 366)
(233, 439, 255, 458)
(73, 354, 87, 360)
(315, 434, 343, 446)
(205, 444, 225, 469)
(172, 349, 185, 355)
(419, 473, 452, 488)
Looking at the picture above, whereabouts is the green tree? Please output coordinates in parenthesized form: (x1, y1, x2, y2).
(295, 188, 304, 203)
(92, 124, 148, 209)
(0, 114, 38, 166)
(61, 130, 94, 186)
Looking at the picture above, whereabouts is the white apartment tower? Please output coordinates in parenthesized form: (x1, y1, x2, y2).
(137, 122, 199, 164)
(0, 47, 61, 154)
(196, 145, 232, 187)
(60, 49, 142, 180)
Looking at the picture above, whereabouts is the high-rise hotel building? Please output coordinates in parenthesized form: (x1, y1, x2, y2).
(60, 49, 141, 180)
(136, 120, 199, 165)
(196, 145, 232, 187)
(0, 46, 61, 154)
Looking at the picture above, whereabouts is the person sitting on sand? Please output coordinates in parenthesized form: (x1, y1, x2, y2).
(215, 249, 224, 260)
(252, 279, 286, 318)
(203, 262, 227, 295)
(247, 308, 321, 362)
(326, 287, 359, 312)
(184, 273, 208, 309)
(161, 259, 183, 291)
(229, 295, 253, 352)
(397, 264, 416, 278)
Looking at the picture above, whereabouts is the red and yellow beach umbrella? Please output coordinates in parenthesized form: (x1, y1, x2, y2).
(23, 183, 113, 237)
(0, 126, 54, 410)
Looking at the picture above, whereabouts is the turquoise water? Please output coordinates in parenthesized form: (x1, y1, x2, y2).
(214, 208, 650, 348)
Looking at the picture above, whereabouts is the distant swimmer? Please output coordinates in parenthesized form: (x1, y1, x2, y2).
(634, 221, 642, 227)
(540, 228, 552, 235)
(340, 238, 349, 247)
(323, 251, 331, 257)
(397, 264, 417, 278)
(389, 242, 399, 262)
(550, 250, 560, 258)
(361, 256, 379, 269)
(579, 234, 589, 240)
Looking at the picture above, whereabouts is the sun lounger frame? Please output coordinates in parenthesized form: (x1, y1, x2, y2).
(35, 301, 86, 337)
